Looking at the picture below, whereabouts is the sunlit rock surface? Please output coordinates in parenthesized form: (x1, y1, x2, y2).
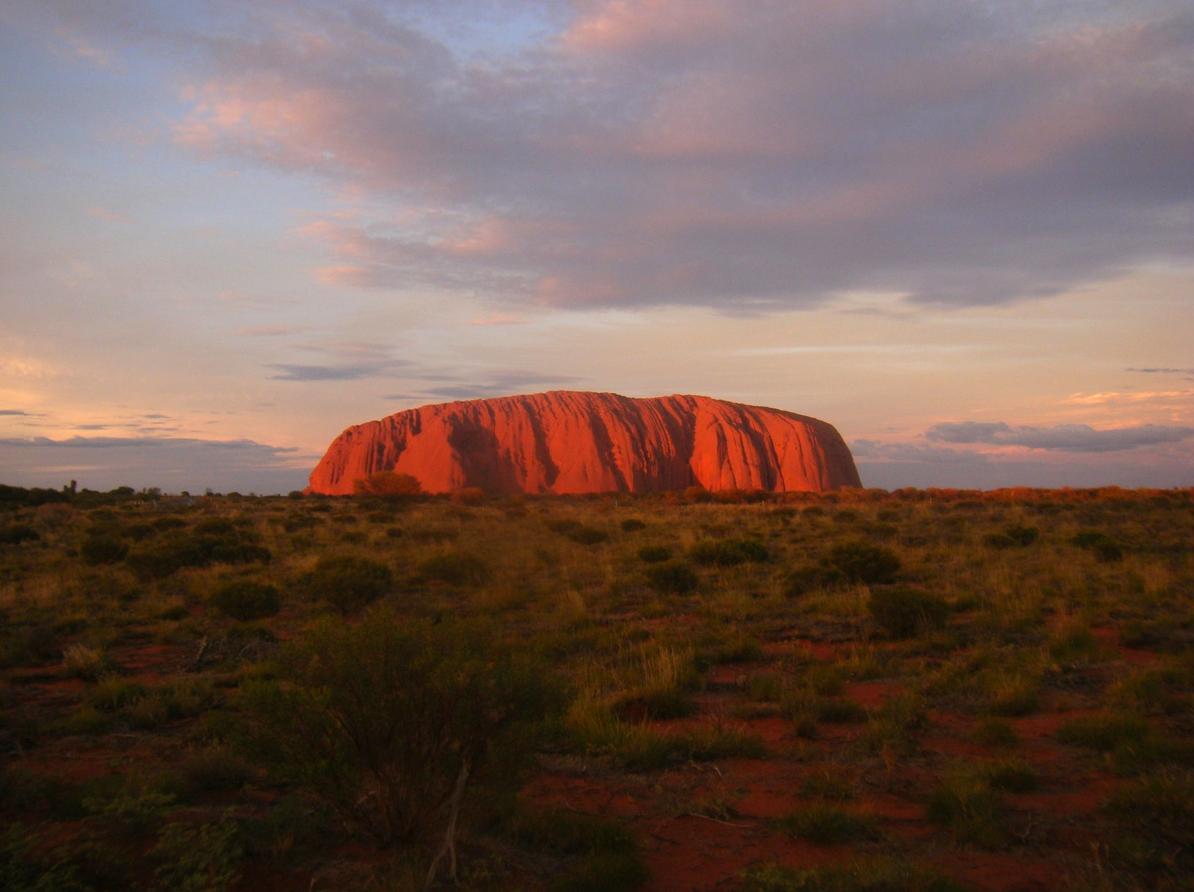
(307, 391, 861, 495)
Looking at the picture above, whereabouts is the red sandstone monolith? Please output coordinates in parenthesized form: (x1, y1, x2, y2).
(306, 391, 861, 495)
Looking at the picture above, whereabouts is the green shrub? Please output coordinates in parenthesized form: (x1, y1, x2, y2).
(151, 814, 243, 892)
(986, 672, 1041, 717)
(868, 587, 949, 638)
(984, 525, 1038, 548)
(645, 561, 698, 594)
(125, 532, 271, 579)
(1103, 771, 1193, 877)
(83, 776, 176, 837)
(973, 718, 1019, 749)
(547, 519, 609, 544)
(637, 545, 671, 563)
(981, 758, 1039, 792)
(80, 535, 128, 565)
(88, 675, 147, 712)
(566, 525, 609, 545)
(825, 541, 901, 585)
(211, 580, 281, 621)
(780, 805, 878, 844)
(1048, 623, 1099, 663)
(352, 471, 422, 499)
(305, 553, 392, 615)
(926, 773, 1006, 848)
(0, 824, 90, 892)
(511, 809, 647, 892)
(243, 609, 561, 849)
(0, 524, 40, 546)
(815, 698, 868, 724)
(62, 644, 109, 680)
(1070, 530, 1124, 561)
(1093, 540, 1125, 562)
(690, 538, 769, 567)
(783, 564, 846, 597)
(178, 747, 250, 797)
(740, 857, 965, 892)
(1056, 713, 1150, 751)
(419, 551, 490, 587)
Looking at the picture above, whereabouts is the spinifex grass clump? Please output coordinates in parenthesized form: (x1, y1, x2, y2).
(779, 804, 878, 844)
(615, 645, 699, 720)
(926, 769, 1008, 848)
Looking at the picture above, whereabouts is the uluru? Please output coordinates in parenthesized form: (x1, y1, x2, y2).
(307, 391, 860, 496)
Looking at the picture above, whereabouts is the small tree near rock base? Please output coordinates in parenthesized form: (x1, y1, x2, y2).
(353, 471, 423, 499)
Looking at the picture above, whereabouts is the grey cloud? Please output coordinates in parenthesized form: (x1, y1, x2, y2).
(11, 1, 1194, 312)
(170, 2, 1194, 309)
(1127, 367, 1194, 374)
(386, 369, 585, 402)
(926, 421, 1194, 452)
(850, 439, 983, 464)
(0, 409, 41, 416)
(267, 362, 404, 382)
(855, 432, 1194, 487)
(0, 436, 313, 494)
(267, 340, 409, 381)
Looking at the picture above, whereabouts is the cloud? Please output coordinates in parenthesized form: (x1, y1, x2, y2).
(854, 432, 1194, 488)
(850, 439, 982, 464)
(127, 0, 1194, 311)
(469, 312, 526, 326)
(266, 339, 407, 381)
(0, 435, 315, 493)
(1061, 389, 1192, 406)
(0, 409, 41, 416)
(236, 325, 304, 337)
(267, 362, 403, 381)
(926, 421, 1194, 453)
(386, 369, 585, 402)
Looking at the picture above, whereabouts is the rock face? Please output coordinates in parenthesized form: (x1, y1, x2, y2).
(307, 391, 861, 495)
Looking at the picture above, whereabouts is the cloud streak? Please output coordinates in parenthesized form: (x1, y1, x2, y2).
(926, 421, 1194, 453)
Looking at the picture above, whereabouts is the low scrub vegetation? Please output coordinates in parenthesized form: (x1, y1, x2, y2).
(0, 483, 1190, 889)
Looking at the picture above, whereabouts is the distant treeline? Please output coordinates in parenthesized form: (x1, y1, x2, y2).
(0, 482, 162, 509)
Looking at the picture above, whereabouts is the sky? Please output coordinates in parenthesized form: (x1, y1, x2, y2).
(1, 0, 1192, 493)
